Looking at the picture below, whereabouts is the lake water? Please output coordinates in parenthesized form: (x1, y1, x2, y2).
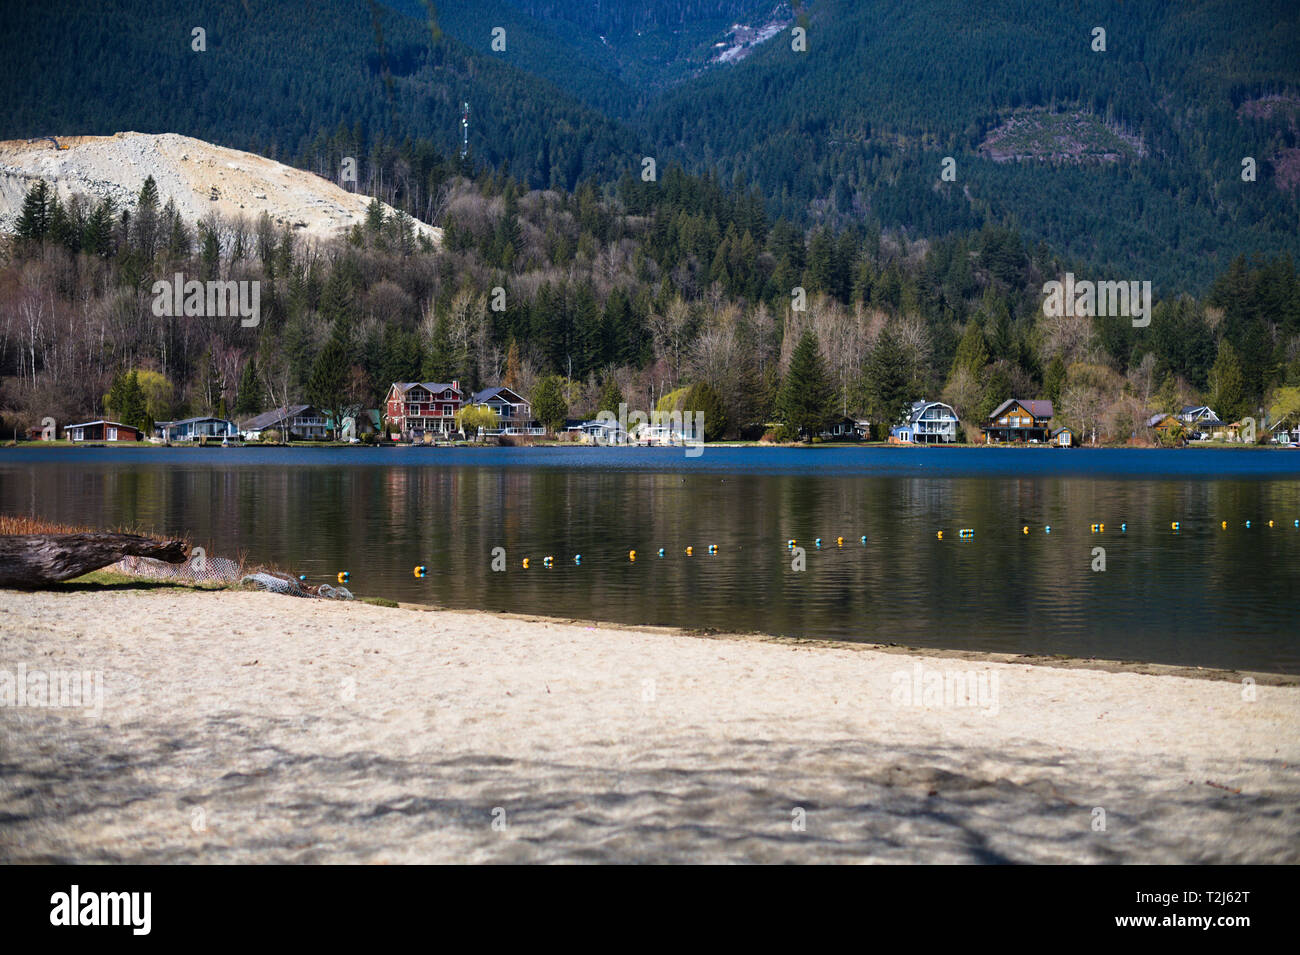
(3, 446, 1300, 673)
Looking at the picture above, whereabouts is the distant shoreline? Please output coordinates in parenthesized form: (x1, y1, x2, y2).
(3, 440, 1297, 451)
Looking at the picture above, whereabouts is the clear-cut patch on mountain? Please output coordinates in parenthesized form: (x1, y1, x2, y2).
(977, 108, 1147, 165)
(0, 132, 441, 244)
(710, 4, 793, 64)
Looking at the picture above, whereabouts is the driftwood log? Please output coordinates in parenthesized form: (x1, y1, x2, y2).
(0, 533, 188, 588)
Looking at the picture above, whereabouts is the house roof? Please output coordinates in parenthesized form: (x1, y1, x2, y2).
(240, 405, 315, 431)
(988, 398, 1054, 421)
(1147, 413, 1171, 427)
(904, 400, 956, 425)
(471, 386, 526, 404)
(393, 381, 461, 396)
(1050, 427, 1073, 436)
(65, 420, 136, 430)
(162, 416, 236, 427)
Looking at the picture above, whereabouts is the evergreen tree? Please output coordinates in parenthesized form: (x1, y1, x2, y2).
(16, 180, 51, 244)
(531, 375, 568, 432)
(83, 198, 116, 257)
(596, 376, 623, 415)
(106, 371, 127, 420)
(684, 381, 727, 440)
(1044, 354, 1067, 406)
(864, 329, 915, 429)
(777, 330, 835, 440)
(235, 359, 264, 417)
(134, 175, 160, 261)
(119, 371, 151, 434)
(1210, 338, 1246, 423)
(949, 319, 989, 381)
(307, 335, 352, 437)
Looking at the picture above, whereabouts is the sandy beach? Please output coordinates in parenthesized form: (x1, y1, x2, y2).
(1, 588, 1298, 864)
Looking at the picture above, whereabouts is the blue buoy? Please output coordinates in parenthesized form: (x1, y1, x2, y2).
(1044, 526, 1051, 534)
(574, 554, 581, 564)
(815, 538, 822, 547)
(1121, 523, 1126, 533)
(860, 535, 867, 543)
(657, 548, 665, 558)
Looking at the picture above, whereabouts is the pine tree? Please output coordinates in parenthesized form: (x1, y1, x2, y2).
(949, 319, 989, 381)
(307, 336, 352, 437)
(864, 329, 915, 429)
(106, 371, 127, 420)
(119, 371, 151, 434)
(1210, 338, 1246, 423)
(16, 180, 51, 244)
(596, 376, 623, 414)
(777, 329, 835, 440)
(531, 375, 568, 432)
(1044, 354, 1067, 406)
(134, 175, 160, 261)
(235, 359, 263, 416)
(83, 198, 116, 257)
(685, 382, 727, 440)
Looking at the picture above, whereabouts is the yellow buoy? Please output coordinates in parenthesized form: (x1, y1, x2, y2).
(685, 546, 693, 556)
(629, 550, 636, 560)
(836, 536, 843, 546)
(1023, 526, 1029, 534)
(937, 531, 943, 539)
(522, 558, 529, 568)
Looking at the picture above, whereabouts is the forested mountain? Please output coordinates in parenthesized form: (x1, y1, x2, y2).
(639, 0, 1300, 291)
(3, 1, 1298, 294)
(0, 0, 640, 192)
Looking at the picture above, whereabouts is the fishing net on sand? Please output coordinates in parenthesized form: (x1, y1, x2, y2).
(238, 572, 353, 600)
(107, 555, 353, 599)
(110, 554, 244, 584)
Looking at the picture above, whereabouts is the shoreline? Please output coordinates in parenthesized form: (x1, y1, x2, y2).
(384, 598, 1300, 684)
(3, 441, 1296, 450)
(3, 587, 1298, 863)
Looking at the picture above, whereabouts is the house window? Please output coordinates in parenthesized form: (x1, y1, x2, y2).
(107, 427, 118, 441)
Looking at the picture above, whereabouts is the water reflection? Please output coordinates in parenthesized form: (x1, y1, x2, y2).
(2, 447, 1299, 672)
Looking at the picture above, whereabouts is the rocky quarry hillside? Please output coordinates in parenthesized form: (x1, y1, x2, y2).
(0, 131, 441, 245)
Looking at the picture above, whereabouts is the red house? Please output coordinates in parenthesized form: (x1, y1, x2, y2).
(63, 420, 142, 442)
(385, 381, 463, 440)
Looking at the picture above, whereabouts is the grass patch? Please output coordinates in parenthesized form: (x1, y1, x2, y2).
(53, 570, 230, 592)
(362, 596, 400, 608)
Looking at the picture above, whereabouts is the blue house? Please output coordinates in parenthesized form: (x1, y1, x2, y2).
(155, 417, 239, 442)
